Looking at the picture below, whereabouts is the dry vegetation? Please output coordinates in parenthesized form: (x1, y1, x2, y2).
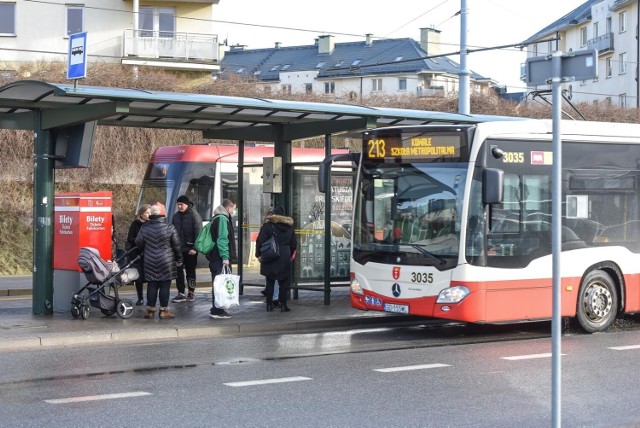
(1, 61, 639, 274)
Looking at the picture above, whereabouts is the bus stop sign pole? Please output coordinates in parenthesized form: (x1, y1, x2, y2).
(524, 49, 597, 428)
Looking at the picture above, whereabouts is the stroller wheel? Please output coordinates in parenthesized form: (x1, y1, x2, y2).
(80, 304, 90, 320)
(100, 309, 116, 317)
(71, 305, 80, 319)
(116, 299, 134, 319)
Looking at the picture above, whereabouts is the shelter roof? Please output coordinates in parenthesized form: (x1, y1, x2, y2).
(0, 80, 515, 141)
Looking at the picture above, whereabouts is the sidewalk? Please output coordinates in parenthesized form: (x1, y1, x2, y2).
(0, 270, 418, 353)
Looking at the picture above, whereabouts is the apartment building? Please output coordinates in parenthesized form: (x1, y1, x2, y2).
(0, 0, 222, 72)
(523, 0, 639, 107)
(219, 28, 494, 100)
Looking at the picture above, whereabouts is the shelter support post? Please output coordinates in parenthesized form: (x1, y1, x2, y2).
(33, 110, 55, 315)
(238, 140, 244, 294)
(323, 134, 332, 305)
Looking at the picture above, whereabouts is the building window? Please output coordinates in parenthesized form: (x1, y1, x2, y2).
(593, 22, 599, 38)
(66, 5, 83, 36)
(580, 27, 587, 47)
(324, 82, 335, 94)
(316, 62, 325, 69)
(606, 57, 613, 78)
(0, 2, 16, 36)
(619, 11, 627, 33)
(352, 59, 361, 66)
(282, 64, 291, 70)
(282, 84, 291, 94)
(305, 83, 313, 94)
(270, 65, 280, 71)
(606, 16, 612, 33)
(619, 52, 627, 74)
(620, 93, 627, 107)
(139, 6, 175, 38)
(372, 78, 382, 92)
(398, 78, 407, 91)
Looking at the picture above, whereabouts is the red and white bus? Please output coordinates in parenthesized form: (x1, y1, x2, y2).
(323, 120, 640, 332)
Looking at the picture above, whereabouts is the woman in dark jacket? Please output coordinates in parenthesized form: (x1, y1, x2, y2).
(126, 204, 151, 306)
(135, 202, 183, 319)
(255, 206, 297, 312)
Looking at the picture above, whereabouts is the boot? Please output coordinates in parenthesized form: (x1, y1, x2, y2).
(144, 307, 156, 319)
(159, 307, 175, 319)
(280, 298, 291, 312)
(266, 297, 273, 312)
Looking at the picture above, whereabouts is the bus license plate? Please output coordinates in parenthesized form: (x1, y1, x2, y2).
(383, 303, 409, 314)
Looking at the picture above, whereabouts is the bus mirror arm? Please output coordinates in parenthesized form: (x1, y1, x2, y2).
(318, 153, 360, 193)
(483, 168, 504, 204)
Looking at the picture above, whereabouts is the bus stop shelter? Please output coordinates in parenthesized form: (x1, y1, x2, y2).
(0, 80, 496, 314)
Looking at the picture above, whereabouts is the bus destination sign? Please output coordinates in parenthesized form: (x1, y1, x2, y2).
(365, 133, 463, 162)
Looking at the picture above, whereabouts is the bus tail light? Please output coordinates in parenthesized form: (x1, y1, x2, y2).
(350, 275, 364, 295)
(436, 286, 470, 304)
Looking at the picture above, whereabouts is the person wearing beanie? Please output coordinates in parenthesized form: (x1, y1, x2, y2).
(135, 202, 182, 319)
(255, 205, 297, 312)
(171, 195, 202, 303)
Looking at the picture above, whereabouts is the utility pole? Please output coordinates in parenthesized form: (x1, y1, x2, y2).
(458, 0, 470, 114)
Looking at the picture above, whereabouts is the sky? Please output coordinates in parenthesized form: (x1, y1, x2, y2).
(212, 0, 586, 92)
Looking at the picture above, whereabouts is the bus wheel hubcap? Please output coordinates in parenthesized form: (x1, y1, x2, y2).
(585, 284, 612, 320)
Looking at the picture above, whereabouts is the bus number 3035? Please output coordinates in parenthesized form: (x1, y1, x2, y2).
(411, 272, 434, 283)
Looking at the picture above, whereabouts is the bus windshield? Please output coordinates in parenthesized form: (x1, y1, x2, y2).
(353, 163, 467, 268)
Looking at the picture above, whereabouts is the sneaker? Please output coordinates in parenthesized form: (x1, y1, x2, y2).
(135, 299, 144, 306)
(186, 291, 195, 302)
(172, 293, 186, 303)
(209, 310, 231, 319)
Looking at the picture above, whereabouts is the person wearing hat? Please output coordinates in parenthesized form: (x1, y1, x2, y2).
(171, 195, 202, 302)
(135, 202, 183, 319)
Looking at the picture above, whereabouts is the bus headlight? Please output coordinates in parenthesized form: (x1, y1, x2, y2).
(436, 286, 470, 304)
(350, 278, 364, 295)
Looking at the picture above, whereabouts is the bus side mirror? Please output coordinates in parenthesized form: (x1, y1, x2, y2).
(318, 153, 359, 193)
(483, 168, 504, 204)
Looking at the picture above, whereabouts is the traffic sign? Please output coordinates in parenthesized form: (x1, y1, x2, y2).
(523, 49, 597, 86)
(67, 32, 87, 80)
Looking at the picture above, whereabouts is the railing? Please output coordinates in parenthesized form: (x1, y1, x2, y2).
(587, 32, 614, 54)
(123, 29, 219, 62)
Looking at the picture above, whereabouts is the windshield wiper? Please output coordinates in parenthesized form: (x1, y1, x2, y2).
(408, 244, 447, 265)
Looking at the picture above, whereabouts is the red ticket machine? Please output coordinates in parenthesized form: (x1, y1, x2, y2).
(53, 191, 112, 311)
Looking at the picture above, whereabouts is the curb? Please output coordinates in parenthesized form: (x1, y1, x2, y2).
(0, 315, 418, 353)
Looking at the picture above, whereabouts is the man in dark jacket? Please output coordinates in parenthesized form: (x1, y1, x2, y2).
(171, 195, 202, 302)
(208, 199, 237, 319)
(136, 202, 183, 319)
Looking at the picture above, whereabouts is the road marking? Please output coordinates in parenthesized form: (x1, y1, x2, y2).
(502, 353, 559, 360)
(608, 345, 640, 351)
(224, 376, 312, 387)
(45, 391, 151, 404)
(374, 363, 450, 373)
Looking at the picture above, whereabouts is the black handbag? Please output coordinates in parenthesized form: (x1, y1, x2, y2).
(259, 227, 279, 263)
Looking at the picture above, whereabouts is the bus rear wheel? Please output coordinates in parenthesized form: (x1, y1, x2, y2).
(576, 270, 618, 333)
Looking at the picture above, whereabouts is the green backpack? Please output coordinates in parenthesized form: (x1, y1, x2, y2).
(194, 215, 223, 255)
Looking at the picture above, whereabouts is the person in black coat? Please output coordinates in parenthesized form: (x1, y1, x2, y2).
(126, 204, 151, 306)
(255, 206, 297, 312)
(136, 202, 183, 319)
(171, 195, 202, 302)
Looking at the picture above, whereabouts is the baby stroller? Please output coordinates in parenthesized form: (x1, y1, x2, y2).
(71, 247, 140, 320)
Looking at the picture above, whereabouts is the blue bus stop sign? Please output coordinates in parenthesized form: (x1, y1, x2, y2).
(67, 32, 87, 80)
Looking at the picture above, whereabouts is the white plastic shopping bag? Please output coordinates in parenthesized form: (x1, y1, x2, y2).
(213, 265, 240, 310)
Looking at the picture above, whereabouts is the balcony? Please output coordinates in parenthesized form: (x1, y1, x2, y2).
(587, 32, 614, 55)
(123, 29, 220, 67)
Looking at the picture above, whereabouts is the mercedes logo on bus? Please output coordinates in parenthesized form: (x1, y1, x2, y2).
(392, 283, 401, 297)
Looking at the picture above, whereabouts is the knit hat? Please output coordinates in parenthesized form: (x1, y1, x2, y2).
(150, 202, 166, 217)
(273, 206, 285, 216)
(176, 195, 190, 205)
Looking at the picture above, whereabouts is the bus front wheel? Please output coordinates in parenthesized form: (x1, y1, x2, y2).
(576, 270, 618, 333)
